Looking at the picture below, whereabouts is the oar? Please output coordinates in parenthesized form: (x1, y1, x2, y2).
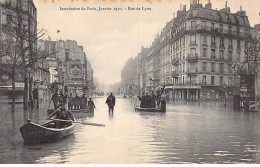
(49, 118, 105, 127)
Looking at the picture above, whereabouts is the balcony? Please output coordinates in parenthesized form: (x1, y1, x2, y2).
(210, 42, 217, 48)
(187, 68, 198, 76)
(172, 58, 180, 66)
(187, 53, 198, 62)
(189, 41, 197, 47)
(171, 71, 180, 78)
(219, 44, 225, 50)
(228, 45, 233, 51)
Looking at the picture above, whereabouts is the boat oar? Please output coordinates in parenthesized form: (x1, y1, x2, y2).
(49, 118, 105, 127)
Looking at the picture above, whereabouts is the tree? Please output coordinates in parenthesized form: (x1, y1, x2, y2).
(244, 28, 260, 102)
(0, 0, 47, 109)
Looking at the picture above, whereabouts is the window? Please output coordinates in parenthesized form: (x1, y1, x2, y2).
(220, 50, 224, 60)
(228, 64, 232, 73)
(191, 21, 196, 30)
(190, 48, 196, 57)
(202, 35, 207, 44)
(211, 76, 215, 85)
(229, 39, 233, 48)
(220, 76, 224, 85)
(237, 40, 241, 50)
(220, 37, 224, 47)
(183, 36, 185, 46)
(229, 51, 233, 61)
(211, 62, 215, 72)
(203, 76, 206, 85)
(203, 62, 207, 71)
(220, 63, 224, 73)
(228, 77, 233, 86)
(190, 34, 196, 45)
(192, 10, 198, 17)
(202, 21, 206, 29)
(203, 48, 207, 57)
(237, 52, 241, 62)
(183, 62, 185, 72)
(228, 26, 232, 33)
(211, 22, 215, 30)
(211, 49, 215, 59)
(219, 24, 223, 32)
(211, 36, 216, 45)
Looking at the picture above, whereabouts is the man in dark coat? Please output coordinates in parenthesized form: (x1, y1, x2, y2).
(87, 97, 96, 112)
(80, 94, 88, 109)
(47, 103, 75, 128)
(145, 93, 152, 108)
(138, 92, 146, 108)
(151, 91, 156, 108)
(74, 93, 80, 110)
(105, 93, 116, 113)
(68, 93, 73, 110)
(51, 92, 60, 109)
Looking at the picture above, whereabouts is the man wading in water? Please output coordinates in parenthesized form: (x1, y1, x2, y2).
(105, 93, 116, 114)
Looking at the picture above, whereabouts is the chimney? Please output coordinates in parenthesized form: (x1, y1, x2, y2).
(183, 5, 186, 12)
(220, 1, 230, 13)
(205, 0, 212, 9)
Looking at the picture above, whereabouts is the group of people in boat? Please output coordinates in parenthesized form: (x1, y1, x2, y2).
(51, 91, 95, 110)
(137, 91, 166, 109)
(48, 92, 116, 128)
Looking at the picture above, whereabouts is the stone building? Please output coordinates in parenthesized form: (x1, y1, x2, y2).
(170, 0, 250, 100)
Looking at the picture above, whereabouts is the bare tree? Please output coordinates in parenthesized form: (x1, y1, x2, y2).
(244, 28, 260, 102)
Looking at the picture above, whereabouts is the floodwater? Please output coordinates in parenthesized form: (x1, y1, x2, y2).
(0, 97, 260, 164)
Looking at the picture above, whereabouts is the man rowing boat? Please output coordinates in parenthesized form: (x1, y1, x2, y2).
(47, 103, 75, 128)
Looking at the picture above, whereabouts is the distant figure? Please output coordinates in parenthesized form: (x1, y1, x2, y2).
(59, 91, 67, 106)
(156, 92, 161, 108)
(138, 92, 146, 108)
(33, 88, 39, 108)
(151, 91, 156, 108)
(87, 98, 96, 112)
(80, 94, 88, 109)
(145, 93, 152, 108)
(106, 92, 116, 113)
(47, 103, 75, 128)
(68, 93, 73, 110)
(51, 92, 60, 109)
(161, 98, 166, 111)
(74, 94, 80, 110)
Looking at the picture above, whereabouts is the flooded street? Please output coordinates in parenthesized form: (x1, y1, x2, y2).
(0, 97, 260, 163)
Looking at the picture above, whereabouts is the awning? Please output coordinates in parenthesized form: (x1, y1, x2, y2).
(165, 85, 173, 89)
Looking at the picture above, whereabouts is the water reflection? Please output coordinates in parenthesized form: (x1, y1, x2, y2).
(0, 98, 260, 163)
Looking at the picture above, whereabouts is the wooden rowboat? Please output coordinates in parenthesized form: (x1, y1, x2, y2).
(134, 106, 166, 112)
(20, 120, 77, 145)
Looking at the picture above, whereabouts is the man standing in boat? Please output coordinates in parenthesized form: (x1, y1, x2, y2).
(151, 91, 156, 108)
(51, 92, 60, 109)
(137, 92, 146, 108)
(106, 92, 116, 113)
(47, 103, 75, 128)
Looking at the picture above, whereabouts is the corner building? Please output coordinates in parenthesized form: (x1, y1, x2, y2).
(170, 0, 250, 100)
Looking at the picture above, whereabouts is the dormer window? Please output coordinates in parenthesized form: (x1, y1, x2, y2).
(192, 10, 198, 17)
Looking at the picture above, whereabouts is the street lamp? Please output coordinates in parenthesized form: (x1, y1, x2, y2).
(224, 82, 227, 107)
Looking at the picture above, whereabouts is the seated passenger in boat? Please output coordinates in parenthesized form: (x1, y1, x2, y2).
(47, 103, 75, 128)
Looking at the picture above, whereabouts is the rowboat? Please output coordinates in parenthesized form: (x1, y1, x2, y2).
(20, 119, 77, 145)
(134, 106, 166, 112)
(47, 107, 94, 115)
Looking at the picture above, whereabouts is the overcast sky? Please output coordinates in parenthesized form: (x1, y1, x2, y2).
(34, 0, 260, 86)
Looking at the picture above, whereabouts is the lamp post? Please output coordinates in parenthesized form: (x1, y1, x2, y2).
(224, 83, 227, 107)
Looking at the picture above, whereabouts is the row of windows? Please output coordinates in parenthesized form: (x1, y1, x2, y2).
(174, 62, 235, 74)
(173, 75, 238, 86)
